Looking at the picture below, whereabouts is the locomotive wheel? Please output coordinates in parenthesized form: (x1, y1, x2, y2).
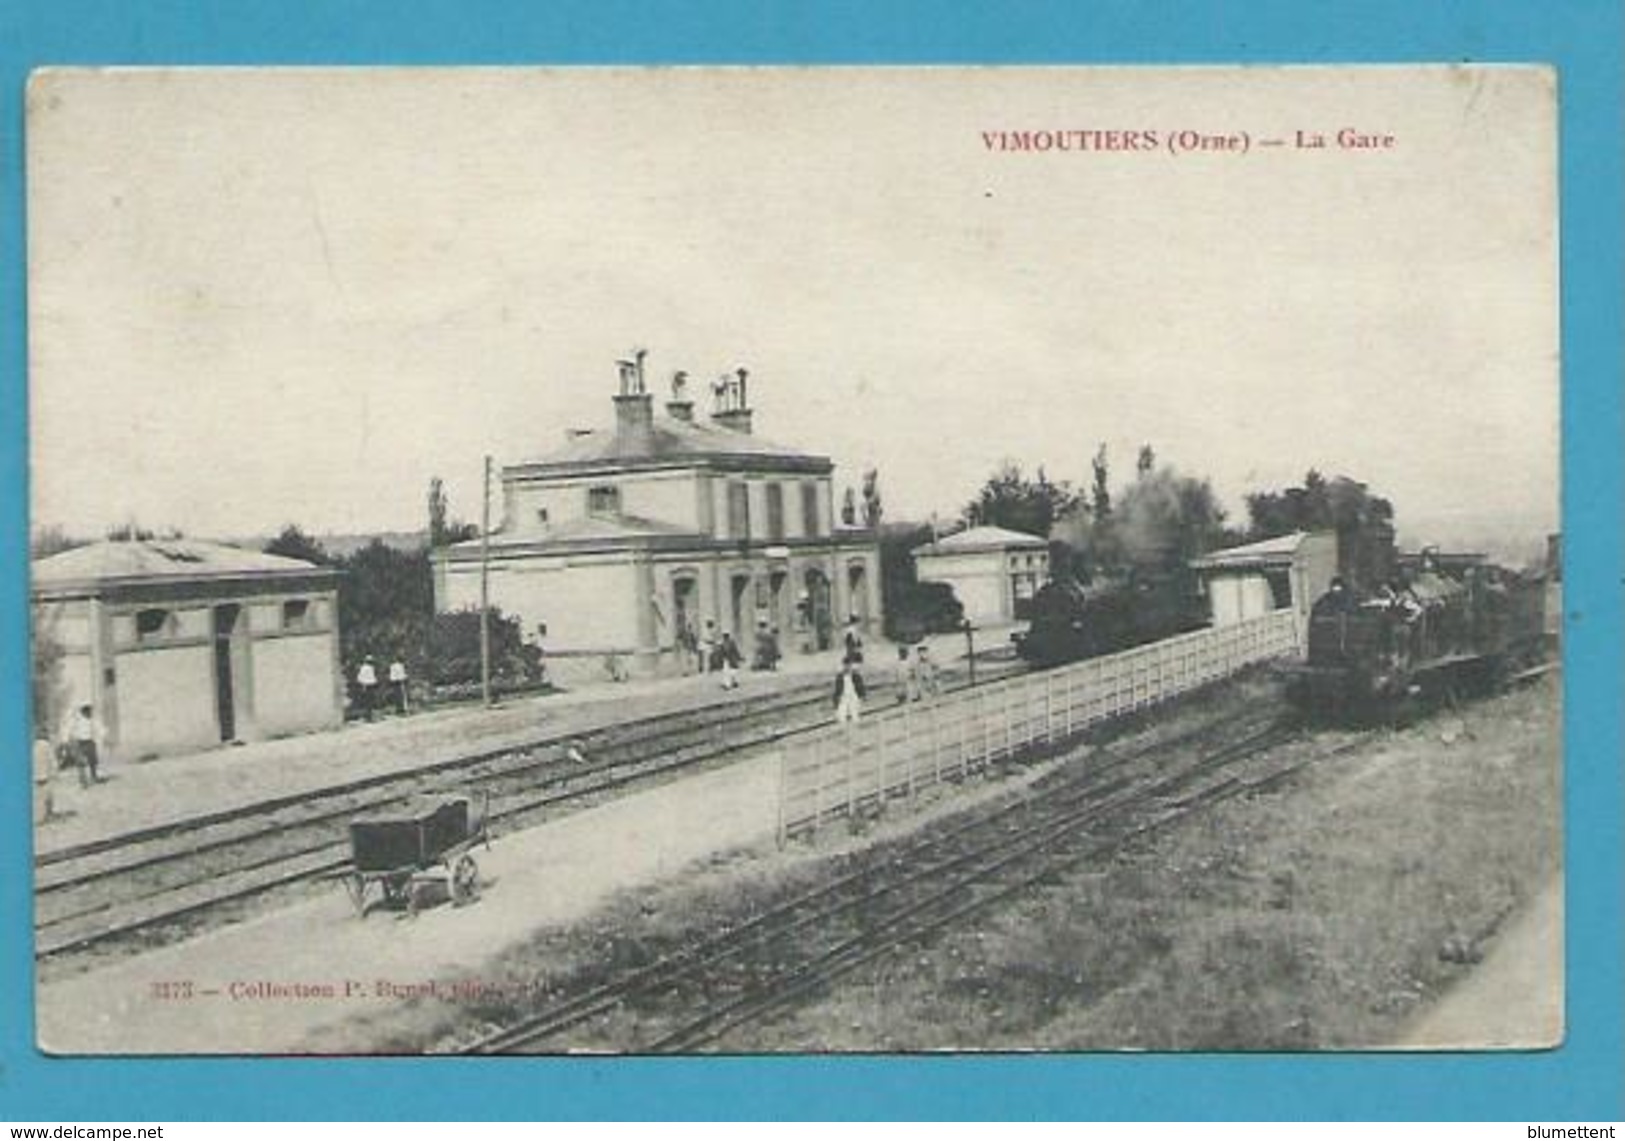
(450, 854, 480, 906)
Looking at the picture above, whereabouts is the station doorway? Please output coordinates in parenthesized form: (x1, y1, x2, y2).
(212, 604, 244, 742)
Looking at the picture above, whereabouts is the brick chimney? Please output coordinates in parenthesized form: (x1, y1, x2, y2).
(614, 352, 654, 442)
(711, 367, 754, 434)
(665, 370, 695, 422)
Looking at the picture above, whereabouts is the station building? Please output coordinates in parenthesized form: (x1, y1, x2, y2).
(911, 525, 1050, 626)
(1188, 530, 1338, 631)
(434, 357, 882, 680)
(31, 539, 345, 761)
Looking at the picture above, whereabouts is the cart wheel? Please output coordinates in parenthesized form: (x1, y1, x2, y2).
(451, 854, 480, 906)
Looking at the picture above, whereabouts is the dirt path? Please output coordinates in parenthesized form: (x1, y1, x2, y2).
(1398, 873, 1563, 1049)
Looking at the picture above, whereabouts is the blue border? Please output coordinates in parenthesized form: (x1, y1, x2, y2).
(2, 0, 1619, 1122)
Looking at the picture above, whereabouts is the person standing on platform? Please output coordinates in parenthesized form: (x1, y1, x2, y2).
(718, 631, 743, 690)
(356, 656, 380, 721)
(67, 703, 103, 787)
(833, 655, 867, 724)
(894, 644, 919, 703)
(916, 643, 940, 699)
(754, 619, 780, 671)
(843, 616, 865, 665)
(677, 619, 699, 676)
(33, 733, 57, 823)
(388, 657, 410, 715)
(699, 619, 718, 676)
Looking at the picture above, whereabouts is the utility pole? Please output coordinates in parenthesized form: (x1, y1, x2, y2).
(963, 619, 976, 687)
(479, 454, 493, 708)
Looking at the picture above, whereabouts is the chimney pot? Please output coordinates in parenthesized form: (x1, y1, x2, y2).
(613, 359, 654, 440)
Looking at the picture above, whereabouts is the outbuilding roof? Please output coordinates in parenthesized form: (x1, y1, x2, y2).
(914, 525, 1050, 555)
(32, 538, 336, 596)
(510, 413, 831, 477)
(1188, 531, 1315, 570)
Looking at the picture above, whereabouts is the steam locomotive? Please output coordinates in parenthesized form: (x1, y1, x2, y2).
(1012, 569, 1207, 668)
(1285, 554, 1547, 721)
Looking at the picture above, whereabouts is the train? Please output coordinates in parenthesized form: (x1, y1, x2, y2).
(1012, 569, 1208, 668)
(1284, 553, 1547, 721)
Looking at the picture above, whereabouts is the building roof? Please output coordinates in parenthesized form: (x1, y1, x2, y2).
(914, 525, 1050, 556)
(446, 512, 693, 553)
(508, 413, 831, 477)
(32, 538, 336, 596)
(1188, 531, 1316, 570)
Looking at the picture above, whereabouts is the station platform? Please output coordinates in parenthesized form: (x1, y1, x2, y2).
(37, 727, 790, 1054)
(35, 624, 1013, 856)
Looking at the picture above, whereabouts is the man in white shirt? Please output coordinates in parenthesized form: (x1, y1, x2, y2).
(388, 658, 409, 715)
(356, 657, 380, 721)
(833, 657, 866, 725)
(67, 704, 104, 787)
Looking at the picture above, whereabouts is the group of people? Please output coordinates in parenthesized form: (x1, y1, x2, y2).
(678, 617, 784, 690)
(33, 702, 105, 824)
(830, 617, 939, 726)
(353, 655, 411, 721)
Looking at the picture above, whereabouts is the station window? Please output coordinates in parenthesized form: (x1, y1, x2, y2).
(801, 482, 821, 538)
(282, 599, 313, 631)
(536, 507, 550, 526)
(134, 608, 173, 642)
(765, 483, 785, 540)
(727, 481, 751, 541)
(587, 485, 621, 516)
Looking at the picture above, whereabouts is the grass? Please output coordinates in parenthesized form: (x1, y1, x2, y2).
(729, 674, 1560, 1051)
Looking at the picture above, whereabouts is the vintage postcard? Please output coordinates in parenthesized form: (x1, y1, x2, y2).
(27, 66, 1559, 1055)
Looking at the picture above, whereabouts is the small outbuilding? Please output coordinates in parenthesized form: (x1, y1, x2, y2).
(31, 539, 345, 761)
(912, 525, 1050, 626)
(1188, 531, 1338, 630)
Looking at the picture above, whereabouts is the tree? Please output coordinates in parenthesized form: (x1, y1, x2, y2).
(877, 521, 964, 641)
(1246, 471, 1397, 588)
(428, 476, 479, 547)
(962, 461, 1077, 537)
(337, 539, 435, 680)
(264, 524, 333, 566)
(1090, 445, 1112, 521)
(861, 468, 883, 529)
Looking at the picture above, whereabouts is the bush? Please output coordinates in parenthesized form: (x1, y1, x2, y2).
(428, 607, 543, 686)
(886, 582, 965, 643)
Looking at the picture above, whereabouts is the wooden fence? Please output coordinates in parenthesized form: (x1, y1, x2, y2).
(775, 610, 1300, 844)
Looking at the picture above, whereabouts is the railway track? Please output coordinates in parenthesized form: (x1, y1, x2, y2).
(457, 706, 1326, 1054)
(36, 658, 1024, 967)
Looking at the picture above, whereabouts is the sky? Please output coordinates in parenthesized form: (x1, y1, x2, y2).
(27, 67, 1559, 553)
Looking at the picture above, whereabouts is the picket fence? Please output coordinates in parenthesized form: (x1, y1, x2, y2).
(775, 610, 1300, 844)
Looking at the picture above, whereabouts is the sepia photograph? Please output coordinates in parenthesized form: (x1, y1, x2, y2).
(27, 65, 1560, 1056)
